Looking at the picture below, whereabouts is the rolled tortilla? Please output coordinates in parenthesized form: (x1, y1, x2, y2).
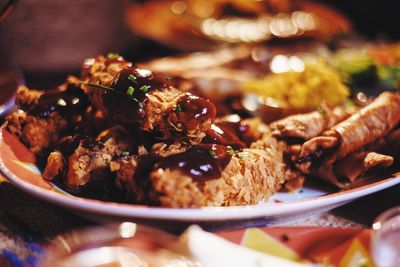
(271, 105, 353, 140)
(311, 151, 393, 188)
(296, 92, 400, 173)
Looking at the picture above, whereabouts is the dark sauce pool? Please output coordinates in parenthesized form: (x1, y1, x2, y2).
(205, 121, 249, 149)
(30, 85, 89, 119)
(102, 66, 167, 124)
(158, 144, 232, 182)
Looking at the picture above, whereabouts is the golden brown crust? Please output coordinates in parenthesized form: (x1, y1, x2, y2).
(81, 56, 216, 145)
(15, 86, 44, 108)
(310, 151, 393, 188)
(66, 126, 131, 188)
(297, 92, 400, 172)
(7, 111, 68, 155)
(43, 151, 65, 180)
(149, 133, 286, 207)
(113, 156, 143, 200)
(282, 168, 305, 192)
(331, 92, 400, 158)
(6, 110, 27, 138)
(271, 105, 352, 140)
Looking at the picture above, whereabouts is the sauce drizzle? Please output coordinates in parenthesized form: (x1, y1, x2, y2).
(158, 144, 232, 181)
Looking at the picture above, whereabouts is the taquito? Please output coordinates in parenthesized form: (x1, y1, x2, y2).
(296, 92, 400, 174)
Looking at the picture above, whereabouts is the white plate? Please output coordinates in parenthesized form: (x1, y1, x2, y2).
(1, 126, 399, 225)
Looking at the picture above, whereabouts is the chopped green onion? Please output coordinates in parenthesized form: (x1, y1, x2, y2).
(237, 151, 250, 158)
(121, 151, 130, 156)
(165, 76, 173, 81)
(209, 149, 216, 157)
(139, 85, 150, 93)
(226, 147, 235, 156)
(138, 102, 144, 109)
(80, 82, 115, 92)
(174, 104, 182, 112)
(127, 86, 135, 96)
(128, 75, 136, 83)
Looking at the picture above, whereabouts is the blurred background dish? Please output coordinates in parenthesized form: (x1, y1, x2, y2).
(125, 0, 351, 51)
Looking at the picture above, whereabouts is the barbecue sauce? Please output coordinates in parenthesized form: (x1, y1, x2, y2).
(175, 94, 217, 130)
(30, 85, 89, 119)
(205, 121, 248, 149)
(158, 144, 232, 181)
(102, 66, 167, 124)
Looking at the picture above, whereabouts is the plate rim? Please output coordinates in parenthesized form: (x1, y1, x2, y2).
(1, 125, 400, 221)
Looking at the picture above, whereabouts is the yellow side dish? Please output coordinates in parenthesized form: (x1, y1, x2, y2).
(241, 228, 301, 262)
(242, 61, 350, 109)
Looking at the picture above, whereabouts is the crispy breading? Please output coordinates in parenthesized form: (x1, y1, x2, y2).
(297, 92, 400, 173)
(43, 151, 65, 180)
(112, 156, 143, 201)
(80, 56, 216, 145)
(148, 134, 286, 207)
(6, 109, 27, 138)
(66, 126, 131, 188)
(15, 86, 44, 108)
(7, 110, 68, 154)
(271, 105, 353, 140)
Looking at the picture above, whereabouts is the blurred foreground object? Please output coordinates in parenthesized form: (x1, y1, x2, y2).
(126, 0, 351, 50)
(41, 223, 197, 267)
(41, 223, 315, 267)
(371, 207, 400, 267)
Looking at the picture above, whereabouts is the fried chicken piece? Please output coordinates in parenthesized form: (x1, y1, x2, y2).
(151, 142, 190, 157)
(80, 55, 217, 144)
(146, 136, 285, 207)
(252, 131, 305, 192)
(15, 85, 44, 108)
(6, 83, 91, 155)
(112, 156, 143, 201)
(66, 126, 131, 188)
(6, 109, 68, 154)
(6, 109, 27, 138)
(42, 151, 65, 180)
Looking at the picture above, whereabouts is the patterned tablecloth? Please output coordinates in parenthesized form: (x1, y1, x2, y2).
(0, 174, 399, 267)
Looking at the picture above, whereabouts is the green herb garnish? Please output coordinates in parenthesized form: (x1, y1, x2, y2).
(139, 85, 150, 93)
(128, 75, 136, 83)
(174, 104, 182, 112)
(121, 151, 130, 156)
(317, 105, 327, 116)
(127, 86, 135, 96)
(209, 149, 216, 157)
(107, 53, 120, 59)
(138, 102, 144, 109)
(226, 147, 235, 156)
(80, 82, 116, 92)
(165, 76, 173, 81)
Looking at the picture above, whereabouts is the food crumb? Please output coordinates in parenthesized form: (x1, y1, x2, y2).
(281, 234, 289, 241)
